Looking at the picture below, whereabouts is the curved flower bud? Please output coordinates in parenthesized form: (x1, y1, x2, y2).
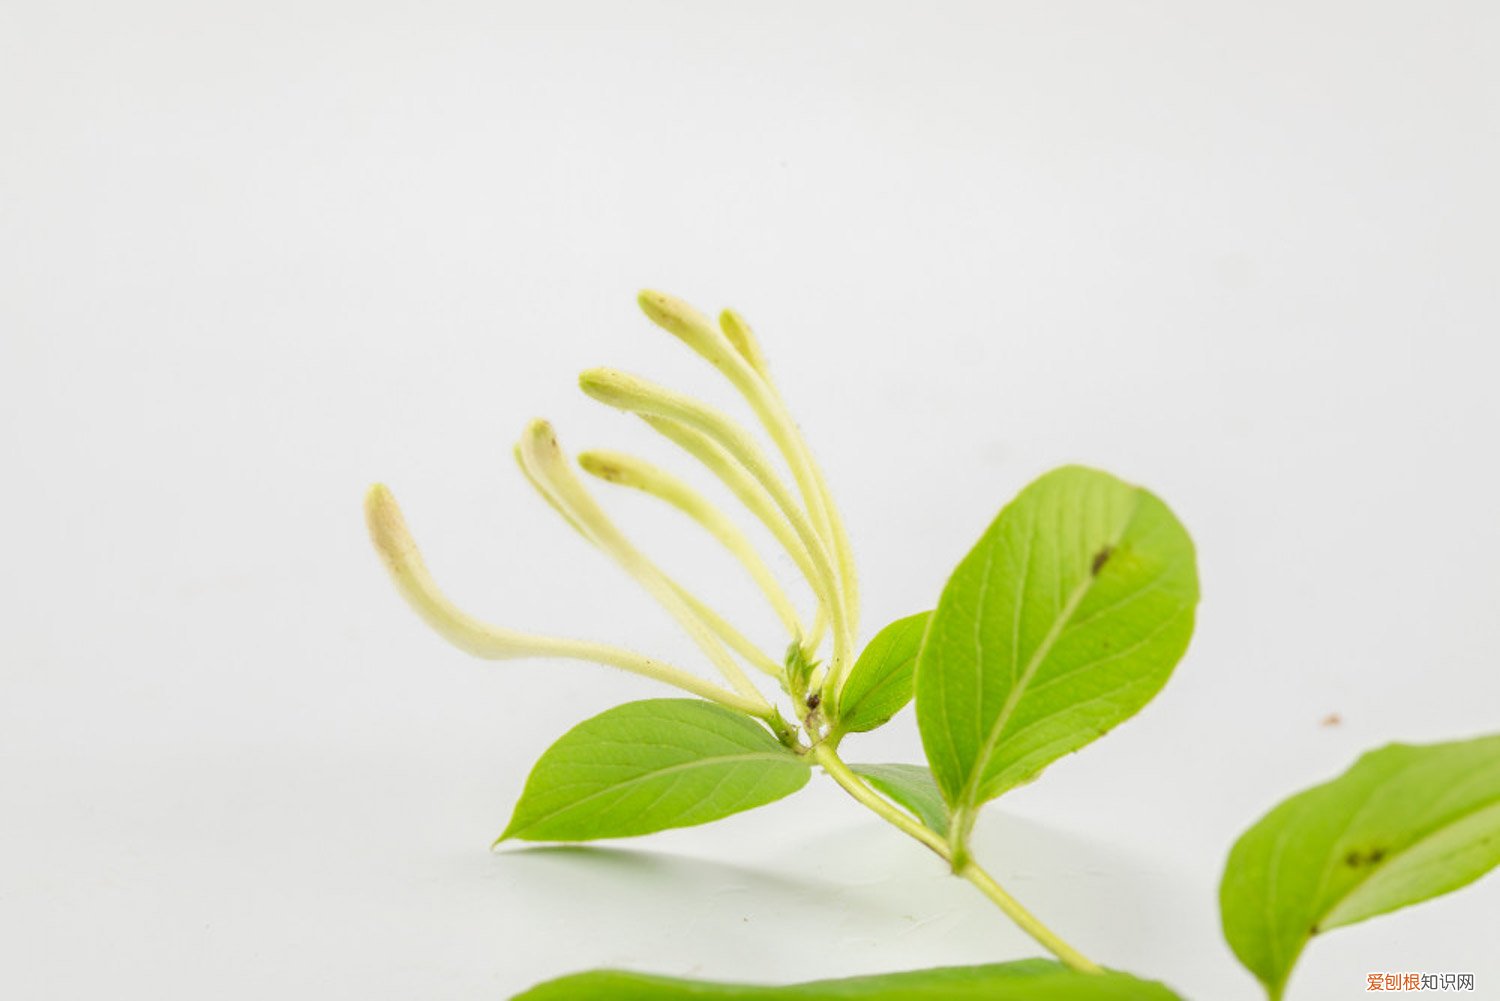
(362, 483, 768, 714)
(516, 421, 771, 706)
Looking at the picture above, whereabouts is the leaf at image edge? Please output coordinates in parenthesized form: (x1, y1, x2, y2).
(1219, 734, 1500, 1000)
(510, 959, 1186, 1000)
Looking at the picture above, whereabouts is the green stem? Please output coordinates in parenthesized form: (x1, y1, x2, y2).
(812, 743, 948, 856)
(763, 707, 799, 750)
(810, 743, 1101, 974)
(956, 859, 1102, 974)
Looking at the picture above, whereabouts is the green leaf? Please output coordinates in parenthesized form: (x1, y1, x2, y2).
(849, 763, 948, 836)
(835, 612, 930, 733)
(915, 466, 1198, 829)
(500, 699, 811, 842)
(510, 959, 1184, 1000)
(1220, 735, 1500, 1000)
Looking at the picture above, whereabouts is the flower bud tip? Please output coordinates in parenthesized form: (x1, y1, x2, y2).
(364, 483, 415, 573)
(577, 367, 634, 406)
(577, 451, 627, 483)
(637, 289, 717, 347)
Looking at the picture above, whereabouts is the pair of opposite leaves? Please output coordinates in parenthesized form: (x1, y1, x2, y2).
(498, 466, 1500, 1000)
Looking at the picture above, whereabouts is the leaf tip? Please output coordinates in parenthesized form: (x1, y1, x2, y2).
(494, 817, 527, 846)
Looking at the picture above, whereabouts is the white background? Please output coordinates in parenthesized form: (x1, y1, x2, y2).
(3, 2, 1498, 998)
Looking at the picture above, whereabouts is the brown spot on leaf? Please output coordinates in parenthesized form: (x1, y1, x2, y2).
(1345, 847, 1387, 868)
(1090, 546, 1113, 576)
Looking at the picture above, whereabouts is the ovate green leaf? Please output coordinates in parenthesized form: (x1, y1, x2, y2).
(849, 763, 948, 836)
(915, 466, 1198, 826)
(500, 699, 810, 842)
(836, 612, 930, 733)
(510, 959, 1184, 1000)
(1220, 735, 1500, 1000)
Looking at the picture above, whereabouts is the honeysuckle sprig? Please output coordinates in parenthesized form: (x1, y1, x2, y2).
(362, 484, 770, 717)
(388, 293, 1496, 1001)
(364, 291, 1219, 981)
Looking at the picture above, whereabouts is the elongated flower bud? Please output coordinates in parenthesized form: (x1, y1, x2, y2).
(365, 483, 541, 659)
(363, 484, 769, 713)
(577, 448, 807, 640)
(517, 420, 771, 706)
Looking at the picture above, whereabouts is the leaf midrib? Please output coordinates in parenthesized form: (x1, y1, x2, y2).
(1315, 770, 1500, 932)
(957, 493, 1142, 814)
(509, 750, 800, 835)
